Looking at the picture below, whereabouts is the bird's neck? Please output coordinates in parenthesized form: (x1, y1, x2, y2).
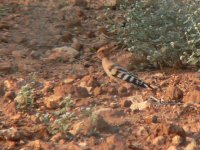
(101, 56, 109, 62)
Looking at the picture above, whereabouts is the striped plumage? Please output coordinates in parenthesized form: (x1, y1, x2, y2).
(109, 64, 152, 88)
(97, 44, 153, 89)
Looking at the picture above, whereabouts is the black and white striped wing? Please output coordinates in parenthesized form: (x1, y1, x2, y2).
(109, 64, 151, 88)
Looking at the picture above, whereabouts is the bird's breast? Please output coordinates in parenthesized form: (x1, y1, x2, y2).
(102, 58, 114, 77)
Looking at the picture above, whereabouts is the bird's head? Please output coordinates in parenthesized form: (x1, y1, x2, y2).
(97, 43, 119, 59)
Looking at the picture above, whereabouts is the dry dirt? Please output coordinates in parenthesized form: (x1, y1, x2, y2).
(0, 1, 199, 150)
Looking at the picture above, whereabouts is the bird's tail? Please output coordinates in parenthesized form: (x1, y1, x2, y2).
(110, 65, 153, 89)
(117, 72, 152, 88)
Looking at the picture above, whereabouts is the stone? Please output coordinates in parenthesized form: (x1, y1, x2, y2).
(4, 79, 17, 91)
(167, 146, 177, 150)
(78, 142, 87, 147)
(118, 86, 128, 96)
(80, 75, 99, 88)
(152, 73, 166, 80)
(70, 114, 116, 136)
(85, 31, 95, 38)
(41, 81, 54, 94)
(28, 50, 41, 59)
(91, 108, 126, 132)
(30, 115, 38, 123)
(93, 87, 102, 96)
(70, 121, 85, 135)
(26, 140, 51, 150)
(172, 135, 183, 146)
(80, 75, 99, 93)
(153, 123, 186, 141)
(121, 99, 132, 108)
(107, 86, 118, 95)
(71, 38, 82, 51)
(50, 132, 64, 142)
(32, 140, 41, 149)
(74, 87, 89, 98)
(105, 135, 127, 150)
(6, 141, 16, 149)
(185, 140, 197, 150)
(110, 102, 119, 108)
(12, 50, 28, 59)
(45, 46, 79, 62)
(152, 115, 159, 123)
(66, 142, 81, 150)
(130, 101, 151, 111)
(152, 136, 166, 146)
(66, 19, 82, 28)
(3, 102, 18, 116)
(91, 114, 115, 132)
(83, 60, 91, 68)
(164, 85, 183, 101)
(0, 127, 20, 141)
(146, 115, 160, 124)
(124, 108, 131, 114)
(4, 91, 16, 100)
(61, 32, 72, 42)
(63, 75, 77, 84)
(53, 84, 74, 97)
(167, 124, 186, 138)
(44, 95, 62, 109)
(136, 127, 149, 137)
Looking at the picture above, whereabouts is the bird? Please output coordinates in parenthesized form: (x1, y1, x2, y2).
(97, 44, 153, 89)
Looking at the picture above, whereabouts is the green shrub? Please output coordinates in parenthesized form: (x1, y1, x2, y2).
(112, 0, 200, 69)
(37, 96, 77, 135)
(48, 112, 77, 134)
(15, 84, 35, 110)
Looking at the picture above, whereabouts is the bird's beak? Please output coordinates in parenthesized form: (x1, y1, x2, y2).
(111, 45, 119, 51)
(109, 42, 120, 52)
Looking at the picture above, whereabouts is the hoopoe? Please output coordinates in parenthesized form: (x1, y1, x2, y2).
(97, 44, 153, 89)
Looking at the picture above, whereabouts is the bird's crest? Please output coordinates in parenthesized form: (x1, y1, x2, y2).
(97, 43, 119, 59)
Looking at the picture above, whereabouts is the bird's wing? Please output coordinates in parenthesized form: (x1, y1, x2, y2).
(109, 64, 152, 88)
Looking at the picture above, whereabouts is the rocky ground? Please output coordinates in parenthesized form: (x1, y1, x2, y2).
(0, 1, 199, 150)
